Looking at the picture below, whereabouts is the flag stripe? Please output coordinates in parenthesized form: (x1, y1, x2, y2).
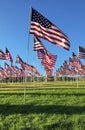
(34, 41, 45, 50)
(30, 22, 69, 43)
(30, 22, 70, 50)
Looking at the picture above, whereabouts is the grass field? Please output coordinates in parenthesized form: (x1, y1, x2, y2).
(0, 81, 85, 130)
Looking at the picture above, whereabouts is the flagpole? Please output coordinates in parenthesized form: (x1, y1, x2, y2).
(26, 5, 32, 64)
(11, 61, 13, 83)
(23, 5, 32, 104)
(77, 45, 79, 88)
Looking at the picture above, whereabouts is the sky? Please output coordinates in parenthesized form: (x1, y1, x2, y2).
(0, 0, 85, 76)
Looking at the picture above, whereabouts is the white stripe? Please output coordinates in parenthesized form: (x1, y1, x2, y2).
(30, 29, 69, 49)
(30, 22, 69, 41)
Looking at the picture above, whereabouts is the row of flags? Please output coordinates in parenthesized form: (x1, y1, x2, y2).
(1, 45, 85, 78)
(0, 45, 85, 78)
(0, 46, 56, 77)
(0, 48, 41, 77)
(16, 55, 41, 76)
(55, 49, 85, 76)
(0, 63, 29, 78)
(0, 61, 41, 79)
(0, 48, 13, 63)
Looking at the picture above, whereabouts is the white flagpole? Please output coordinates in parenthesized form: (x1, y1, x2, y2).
(26, 6, 32, 64)
(77, 45, 79, 88)
(23, 6, 32, 104)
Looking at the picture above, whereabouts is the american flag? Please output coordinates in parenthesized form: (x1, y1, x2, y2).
(37, 49, 46, 59)
(16, 55, 24, 64)
(68, 57, 74, 67)
(34, 36, 57, 69)
(45, 67, 52, 76)
(21, 62, 40, 76)
(0, 66, 9, 78)
(34, 36, 46, 59)
(34, 36, 45, 51)
(42, 60, 54, 69)
(0, 49, 6, 60)
(41, 50, 57, 70)
(30, 8, 70, 50)
(31, 65, 40, 76)
(42, 56, 56, 68)
(72, 52, 78, 60)
(21, 63, 33, 71)
(45, 52, 57, 64)
(5, 48, 13, 62)
(4, 63, 11, 71)
(78, 46, 85, 59)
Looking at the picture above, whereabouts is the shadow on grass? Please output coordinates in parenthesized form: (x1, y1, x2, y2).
(0, 92, 85, 97)
(0, 104, 85, 116)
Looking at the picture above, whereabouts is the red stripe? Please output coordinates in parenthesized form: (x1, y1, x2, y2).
(31, 22, 69, 42)
(30, 22, 70, 46)
(30, 32, 70, 50)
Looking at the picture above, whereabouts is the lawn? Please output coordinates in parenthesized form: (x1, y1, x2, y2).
(0, 81, 85, 130)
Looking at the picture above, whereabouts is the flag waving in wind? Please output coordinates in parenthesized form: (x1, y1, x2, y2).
(33, 36, 57, 70)
(5, 48, 13, 63)
(34, 36, 45, 51)
(16, 55, 24, 64)
(78, 46, 85, 59)
(0, 49, 6, 60)
(30, 8, 70, 50)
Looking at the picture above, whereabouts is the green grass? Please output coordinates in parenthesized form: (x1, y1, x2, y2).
(0, 80, 85, 89)
(0, 82, 85, 129)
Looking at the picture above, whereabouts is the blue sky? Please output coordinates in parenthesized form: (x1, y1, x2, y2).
(0, 0, 85, 76)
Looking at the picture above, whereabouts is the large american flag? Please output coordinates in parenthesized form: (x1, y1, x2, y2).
(78, 46, 85, 59)
(30, 8, 70, 50)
